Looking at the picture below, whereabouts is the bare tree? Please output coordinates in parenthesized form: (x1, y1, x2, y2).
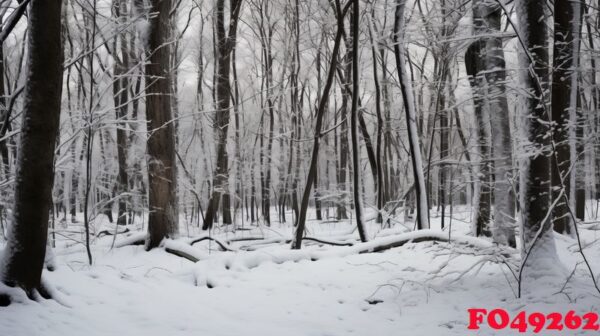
(203, 0, 242, 229)
(393, 0, 429, 230)
(292, 0, 352, 249)
(0, 0, 63, 298)
(465, 41, 492, 238)
(479, 1, 516, 247)
(349, 0, 367, 242)
(551, 0, 581, 234)
(144, 0, 179, 249)
(112, 0, 132, 226)
(516, 0, 557, 294)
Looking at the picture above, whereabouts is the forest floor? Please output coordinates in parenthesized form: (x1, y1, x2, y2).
(1, 206, 600, 335)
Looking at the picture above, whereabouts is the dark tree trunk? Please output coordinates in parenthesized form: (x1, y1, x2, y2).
(575, 91, 585, 221)
(113, 0, 130, 226)
(465, 42, 492, 238)
(262, 4, 274, 226)
(517, 0, 556, 293)
(357, 111, 378, 191)
(0, 16, 9, 178)
(232, 47, 243, 225)
(144, 0, 179, 249)
(250, 153, 257, 223)
(0, 0, 63, 296)
(349, 0, 367, 242)
(438, 69, 449, 231)
(393, 0, 429, 230)
(368, 22, 385, 224)
(337, 48, 350, 221)
(203, 0, 242, 230)
(292, 0, 351, 249)
(551, 0, 581, 234)
(313, 170, 322, 221)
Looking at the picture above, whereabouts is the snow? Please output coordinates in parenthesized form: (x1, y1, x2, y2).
(1, 207, 599, 335)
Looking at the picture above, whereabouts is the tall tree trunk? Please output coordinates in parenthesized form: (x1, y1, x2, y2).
(551, 0, 581, 234)
(0, 15, 9, 178)
(438, 66, 449, 230)
(516, 0, 558, 295)
(203, 0, 242, 229)
(0, 0, 63, 297)
(292, 0, 350, 249)
(232, 46, 243, 225)
(575, 90, 585, 220)
(263, 22, 274, 226)
(393, 0, 429, 230)
(144, 0, 179, 249)
(113, 0, 130, 226)
(474, 1, 516, 246)
(465, 42, 492, 238)
(350, 0, 368, 242)
(337, 63, 349, 220)
(368, 18, 385, 224)
(581, 2, 600, 206)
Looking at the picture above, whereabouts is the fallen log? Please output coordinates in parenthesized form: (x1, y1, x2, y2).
(114, 232, 146, 248)
(165, 247, 200, 262)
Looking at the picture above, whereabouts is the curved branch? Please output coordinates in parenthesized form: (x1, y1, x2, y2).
(189, 236, 234, 251)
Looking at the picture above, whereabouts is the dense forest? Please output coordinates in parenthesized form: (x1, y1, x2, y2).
(1, 0, 600, 334)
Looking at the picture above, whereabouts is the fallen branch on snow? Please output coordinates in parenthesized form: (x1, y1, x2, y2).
(163, 240, 208, 263)
(189, 236, 235, 251)
(165, 247, 200, 262)
(97, 227, 129, 238)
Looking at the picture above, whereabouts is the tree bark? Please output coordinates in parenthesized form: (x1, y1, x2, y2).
(113, 0, 130, 226)
(350, 0, 368, 242)
(475, 1, 516, 246)
(516, 0, 558, 293)
(551, 0, 581, 234)
(1, 0, 63, 296)
(368, 18, 384, 224)
(393, 0, 429, 230)
(292, 0, 351, 249)
(465, 41, 492, 238)
(203, 0, 242, 229)
(144, 0, 179, 249)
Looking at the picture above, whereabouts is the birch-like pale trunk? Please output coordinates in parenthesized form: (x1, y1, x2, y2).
(472, 0, 516, 245)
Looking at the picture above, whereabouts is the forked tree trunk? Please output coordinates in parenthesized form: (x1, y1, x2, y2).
(203, 0, 242, 229)
(292, 0, 351, 249)
(393, 0, 429, 230)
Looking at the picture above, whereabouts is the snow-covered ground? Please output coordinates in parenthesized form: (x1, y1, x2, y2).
(1, 207, 600, 335)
